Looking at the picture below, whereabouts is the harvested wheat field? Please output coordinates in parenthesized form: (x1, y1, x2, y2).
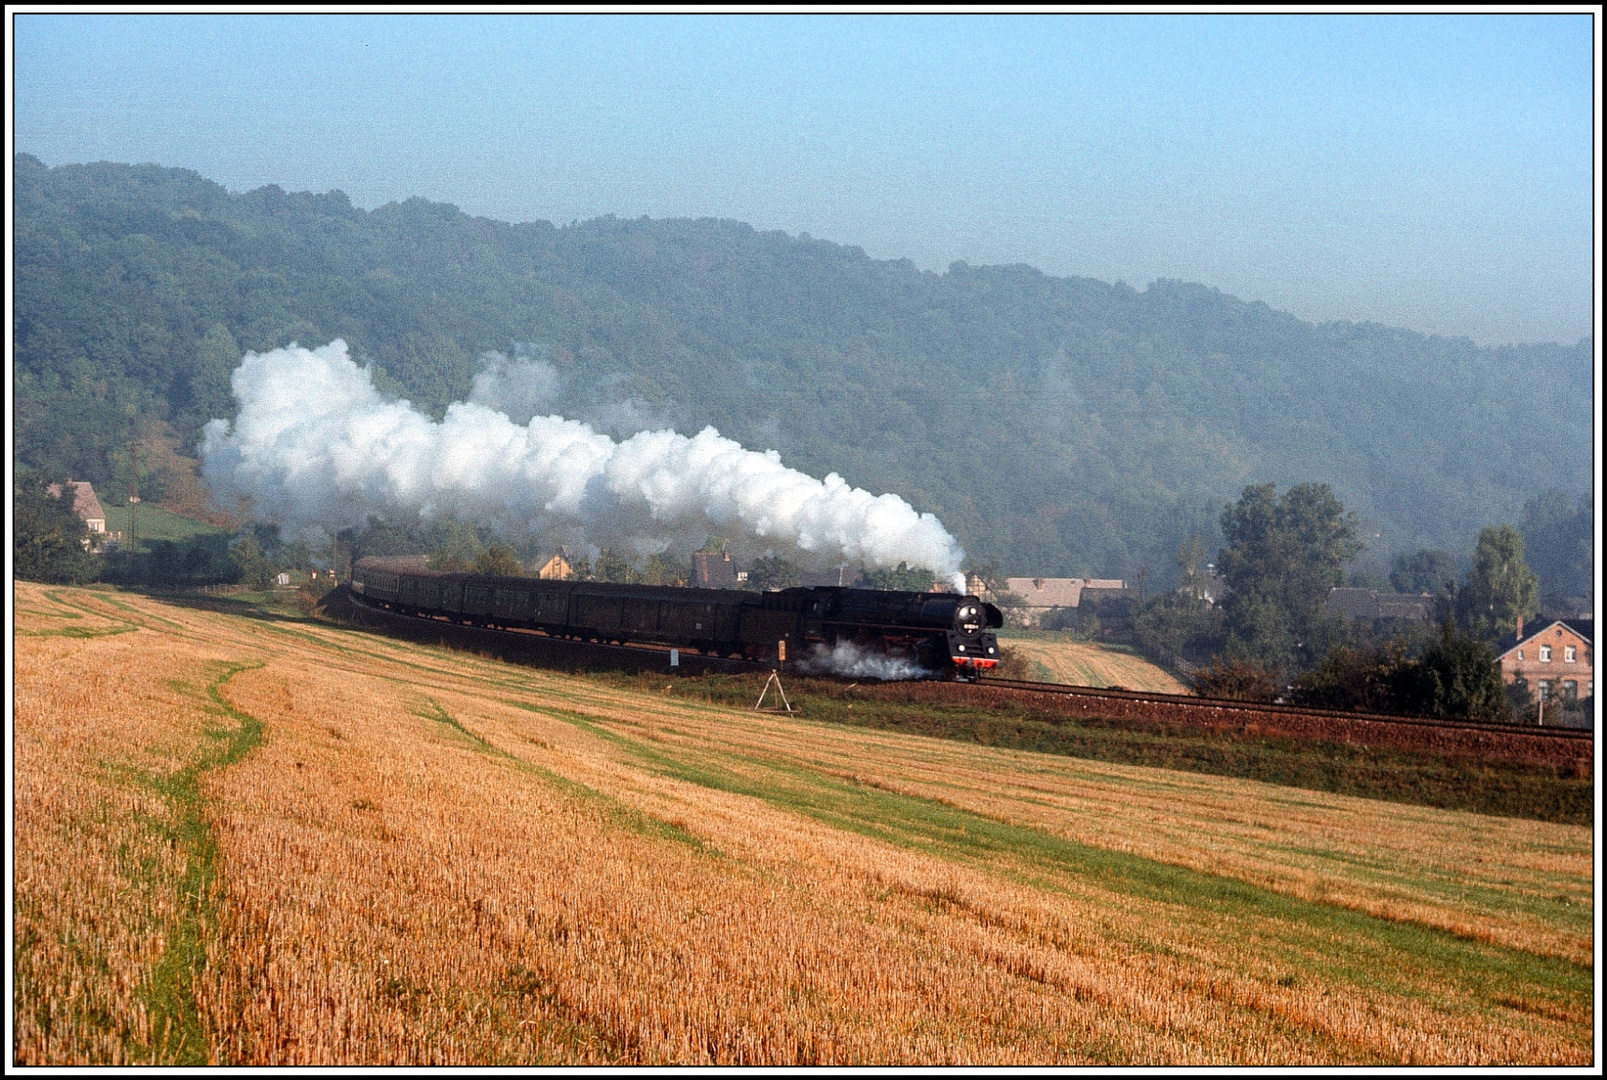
(996, 633, 1190, 693)
(12, 582, 1596, 1066)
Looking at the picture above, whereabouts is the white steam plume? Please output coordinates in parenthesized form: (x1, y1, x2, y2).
(797, 641, 929, 681)
(467, 349, 561, 425)
(200, 340, 967, 587)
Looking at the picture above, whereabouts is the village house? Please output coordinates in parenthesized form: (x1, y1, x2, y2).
(46, 480, 107, 547)
(997, 576, 1127, 628)
(535, 550, 573, 580)
(1494, 617, 1594, 703)
(1325, 587, 1436, 623)
(691, 550, 739, 589)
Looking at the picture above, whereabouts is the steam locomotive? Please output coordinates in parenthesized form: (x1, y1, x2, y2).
(349, 556, 1004, 680)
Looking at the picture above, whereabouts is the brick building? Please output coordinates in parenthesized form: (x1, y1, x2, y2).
(1494, 618, 1594, 702)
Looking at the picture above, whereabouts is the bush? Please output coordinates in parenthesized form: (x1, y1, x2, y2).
(1291, 642, 1411, 713)
(1391, 621, 1510, 722)
(1192, 656, 1282, 702)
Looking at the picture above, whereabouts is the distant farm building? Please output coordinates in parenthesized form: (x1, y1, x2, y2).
(1325, 587, 1436, 623)
(46, 480, 107, 546)
(1000, 577, 1128, 628)
(536, 550, 573, 580)
(691, 550, 739, 589)
(802, 566, 855, 588)
(1494, 618, 1594, 704)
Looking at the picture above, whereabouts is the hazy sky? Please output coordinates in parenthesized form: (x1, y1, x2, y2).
(11, 12, 1596, 345)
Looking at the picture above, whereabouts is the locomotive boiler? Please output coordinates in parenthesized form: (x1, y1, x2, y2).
(349, 556, 1004, 680)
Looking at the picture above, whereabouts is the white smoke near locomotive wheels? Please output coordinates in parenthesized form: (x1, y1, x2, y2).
(200, 340, 967, 587)
(797, 641, 930, 682)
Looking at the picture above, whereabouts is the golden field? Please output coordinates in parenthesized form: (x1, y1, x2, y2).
(995, 632, 1191, 692)
(11, 581, 1596, 1065)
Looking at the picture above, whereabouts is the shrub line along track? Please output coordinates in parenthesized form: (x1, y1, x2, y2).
(900, 679, 1592, 772)
(337, 588, 1590, 772)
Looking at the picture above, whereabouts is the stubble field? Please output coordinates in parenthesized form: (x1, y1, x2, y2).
(994, 632, 1191, 692)
(11, 581, 1596, 1065)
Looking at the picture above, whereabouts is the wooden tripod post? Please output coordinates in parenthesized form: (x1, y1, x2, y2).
(755, 670, 794, 713)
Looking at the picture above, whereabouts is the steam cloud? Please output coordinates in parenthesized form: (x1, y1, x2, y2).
(200, 340, 967, 588)
(797, 641, 929, 681)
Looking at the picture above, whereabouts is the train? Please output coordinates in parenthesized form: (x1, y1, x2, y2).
(349, 555, 1004, 680)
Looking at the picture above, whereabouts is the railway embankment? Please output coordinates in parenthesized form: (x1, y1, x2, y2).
(881, 679, 1592, 774)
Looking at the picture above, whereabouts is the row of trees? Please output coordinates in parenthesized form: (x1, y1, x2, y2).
(1128, 481, 1572, 722)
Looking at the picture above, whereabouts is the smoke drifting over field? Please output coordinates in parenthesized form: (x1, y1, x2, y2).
(200, 341, 966, 586)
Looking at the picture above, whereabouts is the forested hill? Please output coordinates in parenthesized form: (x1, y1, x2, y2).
(13, 153, 1593, 579)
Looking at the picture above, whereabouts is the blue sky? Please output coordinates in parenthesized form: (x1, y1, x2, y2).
(12, 12, 1596, 345)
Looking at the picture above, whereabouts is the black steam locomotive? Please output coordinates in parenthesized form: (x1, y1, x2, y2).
(349, 555, 1003, 679)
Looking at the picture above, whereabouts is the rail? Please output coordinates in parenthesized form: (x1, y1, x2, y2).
(962, 678, 1593, 742)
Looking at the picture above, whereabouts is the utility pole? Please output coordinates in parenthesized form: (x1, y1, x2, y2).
(128, 438, 140, 554)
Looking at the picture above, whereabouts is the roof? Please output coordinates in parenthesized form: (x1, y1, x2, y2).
(1325, 587, 1434, 622)
(46, 480, 106, 523)
(1494, 618, 1594, 660)
(1005, 577, 1084, 608)
(691, 551, 738, 588)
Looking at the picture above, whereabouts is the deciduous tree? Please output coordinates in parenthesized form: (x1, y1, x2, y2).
(1455, 525, 1539, 640)
(1390, 548, 1457, 595)
(1216, 483, 1362, 671)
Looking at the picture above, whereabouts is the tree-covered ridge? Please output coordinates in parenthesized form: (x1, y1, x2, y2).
(12, 153, 1593, 581)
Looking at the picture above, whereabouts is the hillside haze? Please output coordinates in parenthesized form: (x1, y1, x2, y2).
(13, 154, 1593, 579)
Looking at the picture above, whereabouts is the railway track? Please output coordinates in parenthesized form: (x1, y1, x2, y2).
(966, 677, 1594, 742)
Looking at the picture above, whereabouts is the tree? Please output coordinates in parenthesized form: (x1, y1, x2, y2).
(747, 555, 800, 591)
(472, 544, 524, 577)
(1390, 548, 1456, 595)
(229, 531, 275, 589)
(1520, 490, 1593, 600)
(593, 548, 633, 583)
(1176, 534, 1208, 601)
(13, 472, 99, 584)
(1132, 591, 1225, 665)
(641, 553, 687, 586)
(427, 520, 485, 572)
(1455, 525, 1538, 640)
(858, 562, 935, 592)
(1216, 483, 1362, 672)
(1390, 621, 1509, 722)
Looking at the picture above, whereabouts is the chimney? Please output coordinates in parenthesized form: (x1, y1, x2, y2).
(1516, 613, 1524, 640)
